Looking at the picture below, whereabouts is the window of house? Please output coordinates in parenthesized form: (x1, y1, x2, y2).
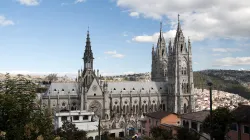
(244, 125, 250, 134)
(62, 89, 64, 91)
(191, 122, 197, 131)
(133, 88, 135, 90)
(114, 88, 116, 90)
(73, 116, 79, 120)
(54, 89, 56, 91)
(230, 123, 238, 131)
(94, 93, 96, 96)
(83, 115, 88, 120)
(72, 89, 75, 91)
(61, 116, 67, 121)
(123, 88, 126, 90)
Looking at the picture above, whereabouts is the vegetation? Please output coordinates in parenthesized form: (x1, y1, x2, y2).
(0, 74, 88, 140)
(176, 127, 200, 140)
(202, 107, 234, 140)
(46, 73, 58, 82)
(56, 121, 87, 140)
(0, 74, 55, 140)
(193, 70, 250, 99)
(142, 126, 201, 140)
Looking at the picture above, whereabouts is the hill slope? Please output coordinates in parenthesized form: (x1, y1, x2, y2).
(193, 70, 250, 99)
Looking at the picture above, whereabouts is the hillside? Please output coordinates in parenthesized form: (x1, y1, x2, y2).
(193, 70, 250, 99)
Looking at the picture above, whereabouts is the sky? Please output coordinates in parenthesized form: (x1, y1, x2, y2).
(0, 0, 250, 76)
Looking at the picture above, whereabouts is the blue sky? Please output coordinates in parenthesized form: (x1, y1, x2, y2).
(0, 0, 250, 76)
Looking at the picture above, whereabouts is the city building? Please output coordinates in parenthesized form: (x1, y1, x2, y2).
(42, 15, 195, 138)
(180, 110, 209, 132)
(140, 111, 180, 136)
(228, 105, 250, 140)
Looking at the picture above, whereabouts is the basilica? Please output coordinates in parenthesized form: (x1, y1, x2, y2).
(42, 16, 195, 132)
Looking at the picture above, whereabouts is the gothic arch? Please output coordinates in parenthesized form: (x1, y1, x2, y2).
(184, 103, 187, 113)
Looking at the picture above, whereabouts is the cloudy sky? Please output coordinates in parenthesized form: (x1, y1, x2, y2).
(0, 0, 250, 76)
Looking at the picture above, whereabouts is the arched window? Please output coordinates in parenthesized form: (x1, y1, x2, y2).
(181, 44, 183, 52)
(117, 105, 120, 113)
(126, 105, 129, 114)
(123, 105, 126, 114)
(145, 104, 148, 113)
(184, 103, 187, 113)
(136, 105, 139, 114)
(113, 106, 116, 113)
(133, 105, 135, 114)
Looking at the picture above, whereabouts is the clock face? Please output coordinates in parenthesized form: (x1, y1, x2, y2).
(92, 85, 97, 91)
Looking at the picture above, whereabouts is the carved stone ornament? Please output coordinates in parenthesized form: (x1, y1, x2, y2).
(92, 85, 97, 91)
(89, 100, 102, 116)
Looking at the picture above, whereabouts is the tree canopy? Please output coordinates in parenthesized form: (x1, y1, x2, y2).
(56, 121, 87, 140)
(176, 127, 200, 140)
(0, 73, 55, 140)
(202, 107, 234, 140)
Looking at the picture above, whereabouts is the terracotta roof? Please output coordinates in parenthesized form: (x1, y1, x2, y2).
(144, 111, 175, 119)
(231, 105, 250, 123)
(180, 110, 210, 122)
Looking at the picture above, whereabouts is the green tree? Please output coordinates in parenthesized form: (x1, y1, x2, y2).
(57, 121, 87, 140)
(149, 126, 173, 140)
(176, 127, 200, 140)
(46, 73, 58, 82)
(202, 107, 233, 140)
(0, 73, 55, 140)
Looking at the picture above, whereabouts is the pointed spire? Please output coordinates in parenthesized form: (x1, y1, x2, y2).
(188, 36, 192, 54)
(177, 14, 181, 31)
(160, 21, 162, 33)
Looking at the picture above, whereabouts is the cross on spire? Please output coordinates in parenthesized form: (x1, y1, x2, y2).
(178, 14, 180, 23)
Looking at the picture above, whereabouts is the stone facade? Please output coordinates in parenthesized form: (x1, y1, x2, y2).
(42, 15, 195, 134)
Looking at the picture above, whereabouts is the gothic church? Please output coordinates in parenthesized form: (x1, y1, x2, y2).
(42, 16, 195, 131)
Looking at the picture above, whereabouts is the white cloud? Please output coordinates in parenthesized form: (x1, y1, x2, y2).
(124, 71, 135, 75)
(104, 50, 125, 58)
(194, 62, 198, 65)
(212, 48, 242, 53)
(74, 0, 86, 4)
(129, 12, 139, 18)
(212, 53, 221, 56)
(17, 0, 40, 6)
(104, 51, 117, 55)
(213, 57, 250, 66)
(0, 16, 14, 26)
(0, 70, 77, 77)
(115, 0, 250, 42)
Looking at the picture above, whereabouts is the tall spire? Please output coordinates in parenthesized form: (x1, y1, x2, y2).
(83, 27, 94, 70)
(177, 14, 181, 31)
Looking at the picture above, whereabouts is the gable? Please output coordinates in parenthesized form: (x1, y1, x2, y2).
(87, 78, 102, 96)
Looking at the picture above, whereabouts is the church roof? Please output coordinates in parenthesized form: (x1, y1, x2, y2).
(45, 82, 78, 95)
(107, 81, 167, 94)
